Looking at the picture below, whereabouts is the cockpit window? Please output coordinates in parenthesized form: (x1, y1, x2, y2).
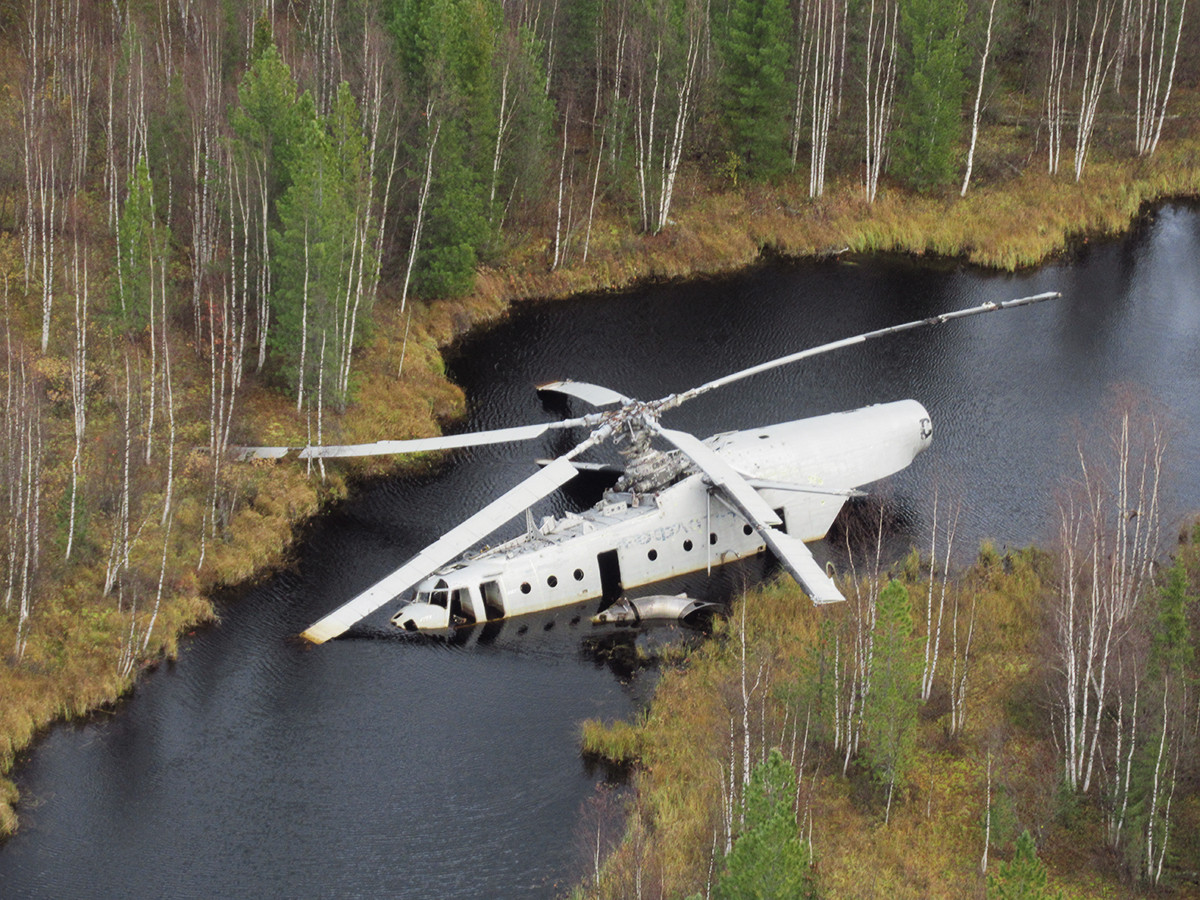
(430, 590, 449, 608)
(416, 591, 431, 604)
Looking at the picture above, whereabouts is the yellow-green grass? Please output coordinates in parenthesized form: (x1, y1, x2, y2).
(577, 548, 1197, 900)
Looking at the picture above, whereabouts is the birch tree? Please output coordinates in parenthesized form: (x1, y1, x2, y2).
(2, 338, 45, 662)
(961, 0, 999, 196)
(629, 0, 707, 233)
(863, 0, 899, 203)
(183, 2, 225, 345)
(20, 0, 76, 352)
(800, 0, 843, 198)
(1045, 8, 1072, 176)
(1131, 0, 1187, 157)
(1074, 0, 1117, 181)
(1052, 396, 1166, 795)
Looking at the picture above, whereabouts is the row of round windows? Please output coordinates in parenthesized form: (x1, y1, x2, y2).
(517, 524, 756, 595)
(519, 567, 585, 594)
(646, 524, 754, 560)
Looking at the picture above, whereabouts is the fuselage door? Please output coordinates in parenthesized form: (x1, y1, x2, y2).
(480, 580, 505, 621)
(597, 549, 622, 611)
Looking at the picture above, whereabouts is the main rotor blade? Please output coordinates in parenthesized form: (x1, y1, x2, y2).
(537, 379, 631, 408)
(300, 455, 582, 643)
(756, 529, 844, 604)
(655, 292, 1061, 413)
(651, 423, 781, 527)
(233, 417, 598, 461)
(649, 420, 843, 604)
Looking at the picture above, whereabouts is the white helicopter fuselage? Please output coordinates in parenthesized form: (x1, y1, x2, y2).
(391, 399, 932, 631)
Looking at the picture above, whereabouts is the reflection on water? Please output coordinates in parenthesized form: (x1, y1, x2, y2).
(3, 205, 1200, 898)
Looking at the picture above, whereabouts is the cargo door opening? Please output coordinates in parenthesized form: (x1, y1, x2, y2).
(450, 588, 476, 625)
(597, 550, 622, 613)
(480, 581, 505, 621)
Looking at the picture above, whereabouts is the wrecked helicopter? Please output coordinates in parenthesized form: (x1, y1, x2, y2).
(235, 292, 1059, 642)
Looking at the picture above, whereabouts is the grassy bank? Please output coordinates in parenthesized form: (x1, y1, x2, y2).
(3, 111, 1200, 843)
(575, 540, 1200, 899)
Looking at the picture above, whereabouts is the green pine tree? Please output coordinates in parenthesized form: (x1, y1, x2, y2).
(987, 829, 1062, 900)
(390, 0, 500, 297)
(862, 579, 922, 819)
(894, 0, 967, 191)
(231, 42, 306, 207)
(717, 0, 792, 178)
(1123, 557, 1195, 878)
(716, 748, 817, 900)
(114, 158, 169, 334)
(270, 84, 378, 408)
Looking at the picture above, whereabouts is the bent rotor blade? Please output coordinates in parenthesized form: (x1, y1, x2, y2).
(652, 424, 781, 527)
(233, 417, 597, 461)
(654, 292, 1061, 413)
(300, 456, 581, 643)
(757, 529, 844, 605)
(650, 422, 843, 604)
(537, 379, 631, 408)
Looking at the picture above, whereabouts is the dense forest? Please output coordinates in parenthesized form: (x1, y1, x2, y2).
(1, 0, 1199, 896)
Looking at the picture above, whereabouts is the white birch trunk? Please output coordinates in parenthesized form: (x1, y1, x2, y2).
(400, 107, 441, 313)
(1074, 1, 1117, 182)
(961, 0, 998, 196)
(1133, 0, 1186, 157)
(863, 0, 899, 204)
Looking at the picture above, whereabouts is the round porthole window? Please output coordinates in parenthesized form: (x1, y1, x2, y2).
(743, 524, 754, 536)
(574, 569, 584, 581)
(683, 539, 693, 551)
(547, 575, 558, 588)
(709, 533, 718, 545)
(520, 582, 532, 594)
(648, 549, 658, 561)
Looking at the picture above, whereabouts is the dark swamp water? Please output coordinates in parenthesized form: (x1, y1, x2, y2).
(2, 205, 1199, 898)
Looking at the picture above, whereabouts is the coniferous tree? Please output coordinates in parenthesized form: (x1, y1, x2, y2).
(717, 0, 792, 178)
(862, 578, 922, 821)
(894, 0, 967, 190)
(390, 0, 499, 299)
(271, 84, 378, 409)
(987, 829, 1063, 899)
(716, 748, 817, 900)
(1125, 557, 1195, 882)
(231, 39, 307, 370)
(231, 42, 306, 216)
(114, 158, 168, 333)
